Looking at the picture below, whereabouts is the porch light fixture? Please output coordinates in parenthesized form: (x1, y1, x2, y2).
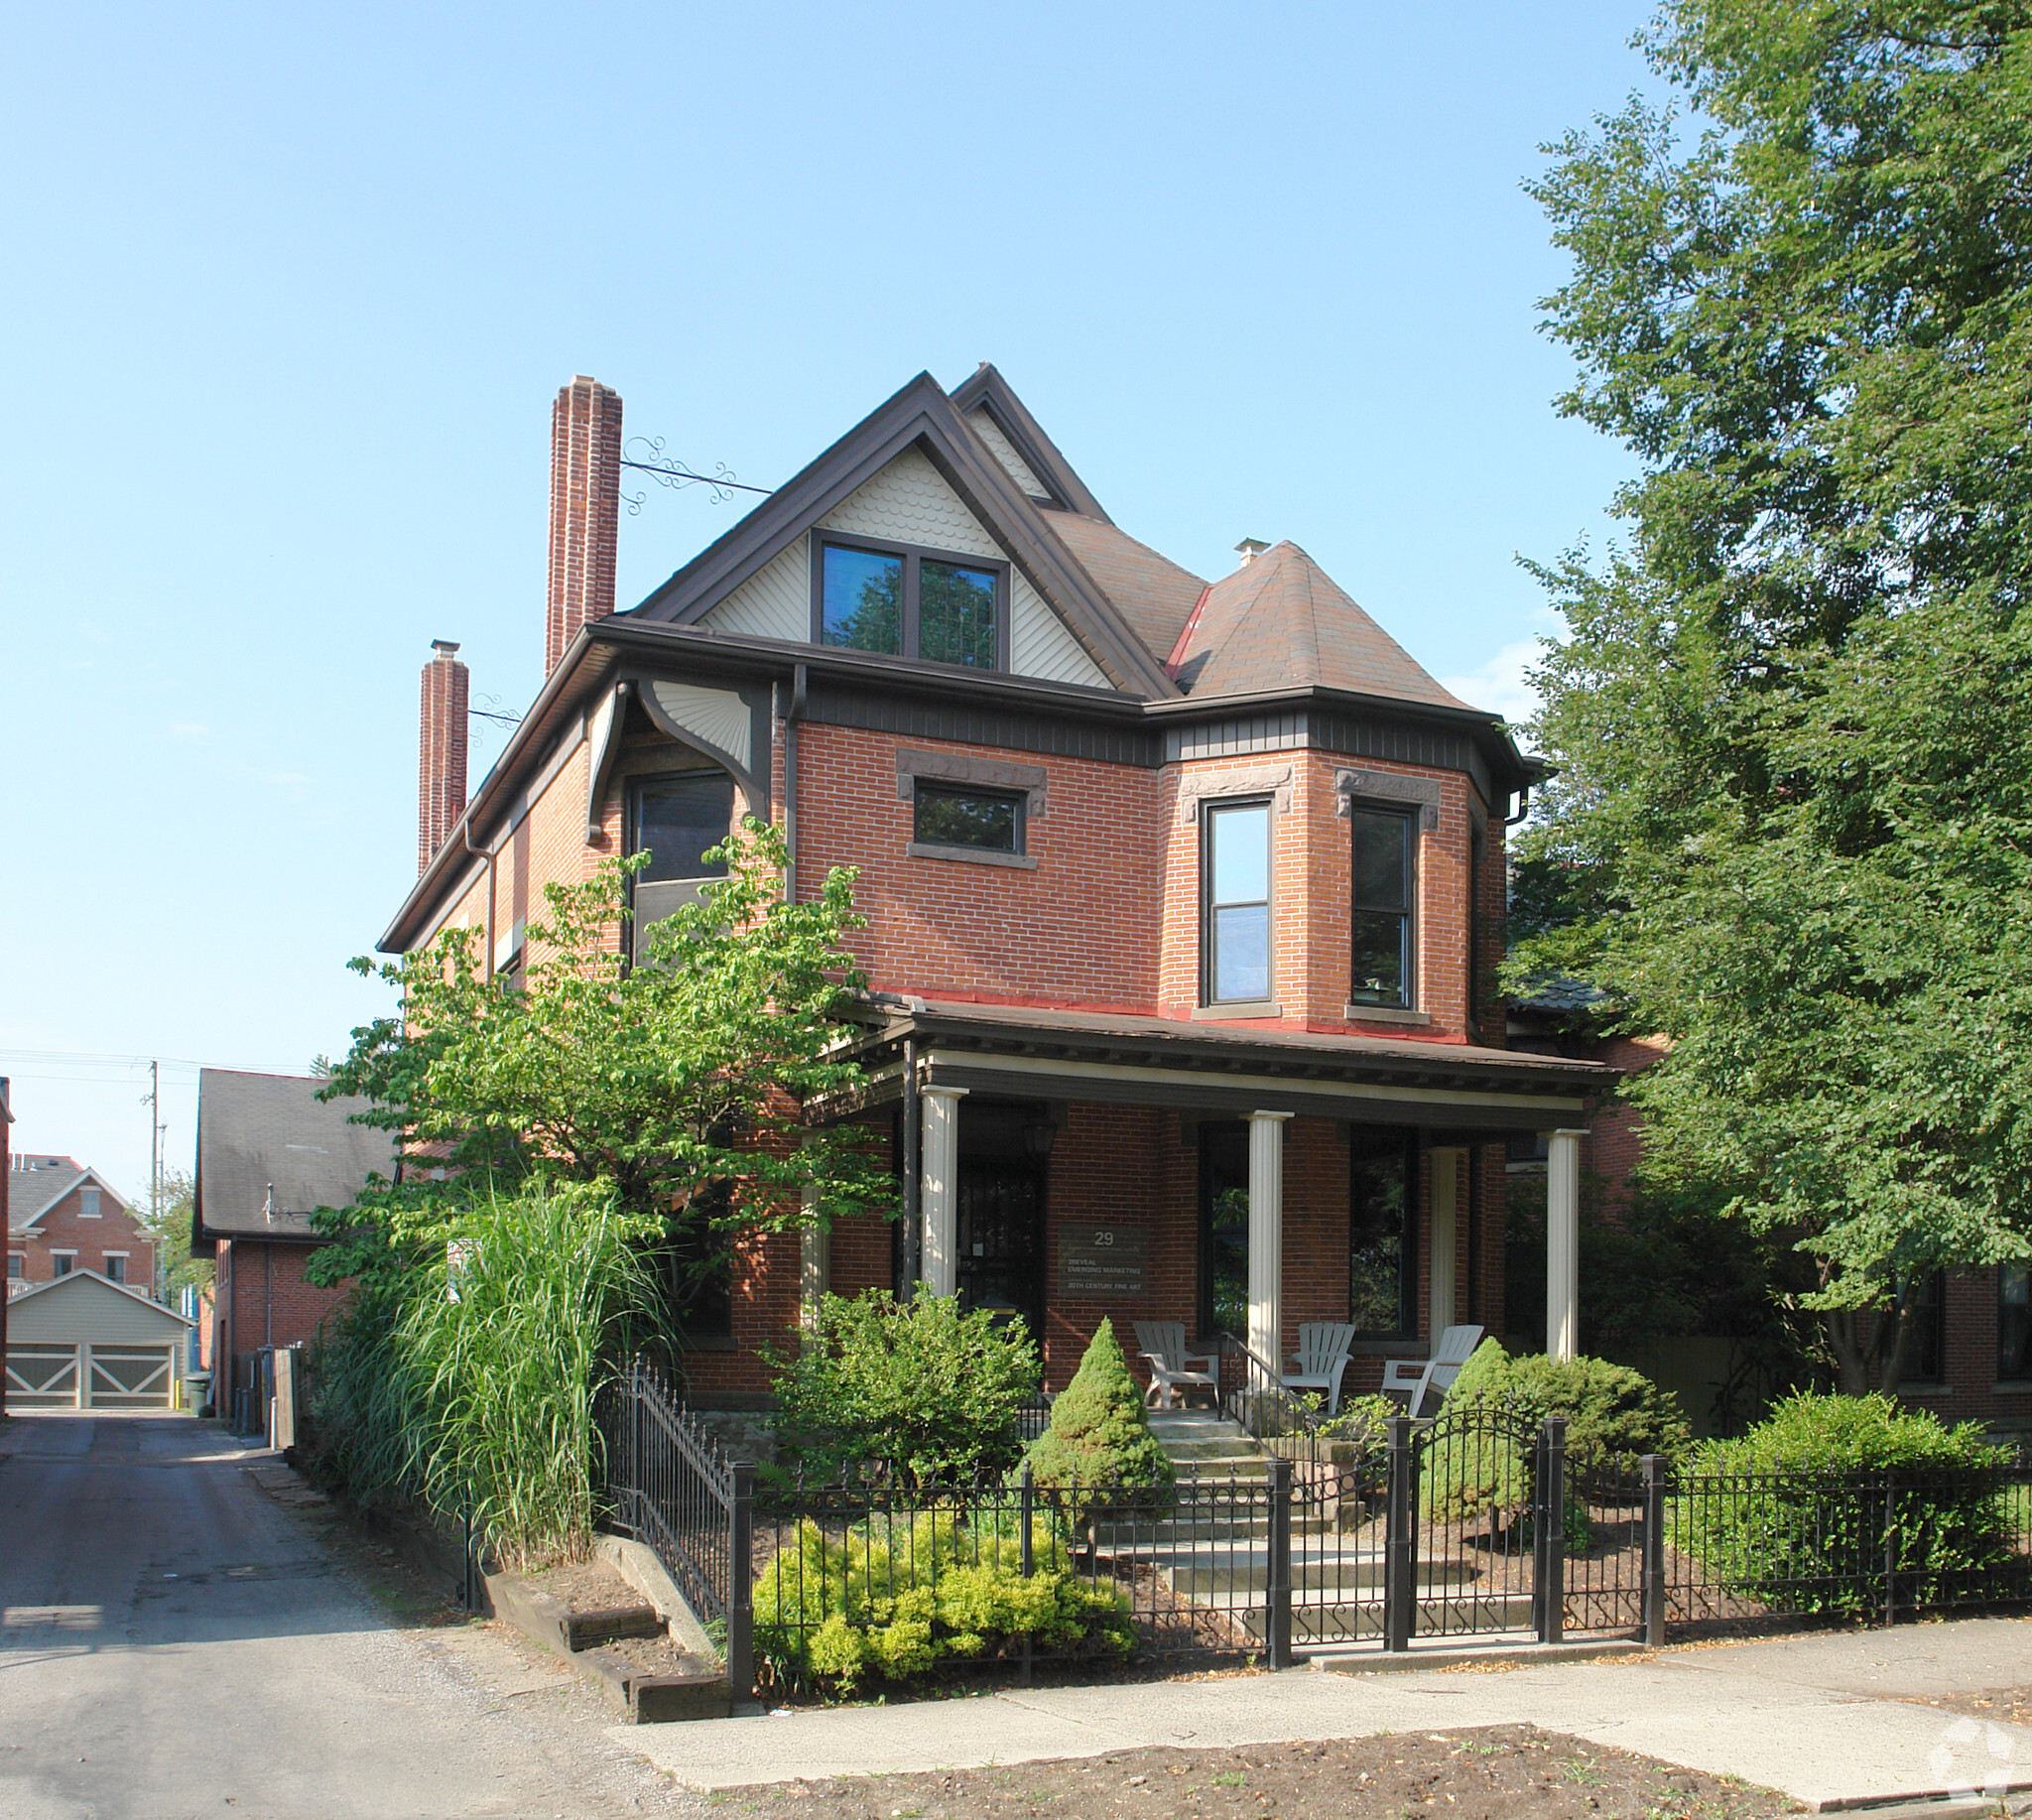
(1021, 1119, 1058, 1162)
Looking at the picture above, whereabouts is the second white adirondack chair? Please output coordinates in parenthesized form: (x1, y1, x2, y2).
(1134, 1320, 1218, 1410)
(1283, 1322, 1357, 1414)
(1379, 1324, 1485, 1418)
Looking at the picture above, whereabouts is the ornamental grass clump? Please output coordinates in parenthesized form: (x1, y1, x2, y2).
(1022, 1322, 1174, 1508)
(752, 1508, 1133, 1691)
(309, 1179, 662, 1571)
(1673, 1392, 2024, 1616)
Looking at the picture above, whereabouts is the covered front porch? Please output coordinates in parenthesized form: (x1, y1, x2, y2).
(807, 1002, 1613, 1390)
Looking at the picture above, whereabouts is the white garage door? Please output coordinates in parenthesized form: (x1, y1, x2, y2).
(85, 1347, 175, 1408)
(6, 1344, 79, 1408)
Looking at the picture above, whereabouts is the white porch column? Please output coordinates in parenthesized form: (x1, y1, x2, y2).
(920, 1085, 968, 1298)
(1547, 1127, 1586, 1361)
(1246, 1110, 1293, 1368)
(1429, 1146, 1462, 1335)
(798, 1152, 828, 1346)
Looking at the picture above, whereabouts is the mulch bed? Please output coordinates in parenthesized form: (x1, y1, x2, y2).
(705, 1724, 1796, 1820)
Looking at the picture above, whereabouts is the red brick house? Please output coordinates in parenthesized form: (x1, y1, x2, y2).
(191, 1069, 391, 1394)
(9, 1153, 155, 1297)
(379, 368, 1612, 1407)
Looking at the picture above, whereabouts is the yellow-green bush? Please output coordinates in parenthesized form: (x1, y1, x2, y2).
(753, 1507, 1134, 1690)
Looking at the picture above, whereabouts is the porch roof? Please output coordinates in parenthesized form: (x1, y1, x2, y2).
(821, 999, 1614, 1134)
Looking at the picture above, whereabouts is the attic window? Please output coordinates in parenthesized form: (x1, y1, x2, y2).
(815, 535, 1005, 670)
(79, 1188, 101, 1218)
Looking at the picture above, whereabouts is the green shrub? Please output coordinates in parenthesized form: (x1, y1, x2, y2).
(1418, 1342, 1689, 1549)
(1673, 1392, 2023, 1615)
(769, 1290, 1042, 1489)
(1318, 1392, 1399, 1450)
(752, 1508, 1134, 1690)
(1023, 1323, 1175, 1504)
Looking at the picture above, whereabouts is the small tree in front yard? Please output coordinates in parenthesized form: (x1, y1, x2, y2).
(310, 819, 891, 1308)
(1024, 1322, 1174, 1499)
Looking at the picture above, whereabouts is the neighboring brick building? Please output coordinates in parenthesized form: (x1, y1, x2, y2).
(9, 1153, 155, 1296)
(378, 366, 1613, 1407)
(190, 1069, 392, 1403)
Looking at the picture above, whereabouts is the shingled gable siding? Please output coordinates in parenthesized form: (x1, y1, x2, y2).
(696, 447, 1113, 690)
(14, 1185, 155, 1289)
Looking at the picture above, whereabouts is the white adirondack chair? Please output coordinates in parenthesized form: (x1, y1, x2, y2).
(1134, 1321, 1217, 1410)
(1379, 1324, 1485, 1418)
(1283, 1322, 1357, 1414)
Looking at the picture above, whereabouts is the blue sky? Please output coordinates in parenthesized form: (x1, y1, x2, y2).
(0, 1, 1654, 1202)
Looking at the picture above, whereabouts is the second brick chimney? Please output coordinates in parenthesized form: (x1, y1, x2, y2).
(546, 375, 624, 675)
(418, 639, 469, 873)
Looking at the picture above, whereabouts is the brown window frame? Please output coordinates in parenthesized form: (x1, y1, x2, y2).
(810, 532, 1011, 671)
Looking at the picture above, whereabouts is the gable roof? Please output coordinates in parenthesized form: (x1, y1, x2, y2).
(948, 363, 1111, 522)
(195, 1069, 395, 1242)
(621, 372, 1180, 700)
(8, 1266, 193, 1329)
(9, 1159, 128, 1233)
(1168, 540, 1471, 709)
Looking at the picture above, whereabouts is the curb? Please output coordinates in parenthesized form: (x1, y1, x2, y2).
(1312, 1638, 1652, 1674)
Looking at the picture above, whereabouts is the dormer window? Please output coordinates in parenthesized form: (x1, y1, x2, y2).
(815, 535, 1005, 670)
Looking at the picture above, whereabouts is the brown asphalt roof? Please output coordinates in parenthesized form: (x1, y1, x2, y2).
(1037, 511, 1208, 667)
(1169, 540, 1470, 709)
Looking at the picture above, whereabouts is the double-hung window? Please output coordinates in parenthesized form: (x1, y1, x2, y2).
(628, 771, 736, 962)
(79, 1188, 101, 1218)
(816, 536, 1005, 670)
(1202, 799, 1273, 1006)
(1349, 806, 1415, 1009)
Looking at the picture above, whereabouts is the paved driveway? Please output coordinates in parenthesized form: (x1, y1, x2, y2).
(0, 1412, 665, 1820)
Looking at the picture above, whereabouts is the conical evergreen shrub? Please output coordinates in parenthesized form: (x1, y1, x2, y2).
(1024, 1322, 1175, 1496)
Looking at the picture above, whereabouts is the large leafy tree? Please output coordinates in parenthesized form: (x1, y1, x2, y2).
(1519, 0, 2032, 1390)
(312, 820, 893, 1305)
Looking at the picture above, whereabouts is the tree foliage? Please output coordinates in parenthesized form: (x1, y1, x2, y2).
(1518, 0, 2032, 1388)
(309, 821, 892, 1309)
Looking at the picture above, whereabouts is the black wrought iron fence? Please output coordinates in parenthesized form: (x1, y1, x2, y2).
(600, 1359, 2032, 1698)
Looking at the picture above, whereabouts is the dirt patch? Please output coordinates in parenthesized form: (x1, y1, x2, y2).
(708, 1725, 1795, 1820)
(527, 1555, 647, 1617)
(1912, 1685, 2032, 1728)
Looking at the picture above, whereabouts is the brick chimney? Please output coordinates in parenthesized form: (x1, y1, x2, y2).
(418, 639, 469, 873)
(546, 375, 624, 674)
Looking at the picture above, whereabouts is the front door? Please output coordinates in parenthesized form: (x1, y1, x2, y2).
(956, 1165, 1046, 1340)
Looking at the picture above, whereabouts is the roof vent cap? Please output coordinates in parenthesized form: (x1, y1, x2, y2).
(1235, 538, 1270, 567)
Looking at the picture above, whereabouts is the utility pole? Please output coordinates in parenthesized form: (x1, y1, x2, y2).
(149, 1060, 165, 1303)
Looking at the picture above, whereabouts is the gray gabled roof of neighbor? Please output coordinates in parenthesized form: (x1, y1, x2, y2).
(194, 1069, 395, 1243)
(7, 1266, 192, 1328)
(9, 1158, 129, 1233)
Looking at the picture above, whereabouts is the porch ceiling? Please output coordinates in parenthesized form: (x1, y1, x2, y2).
(814, 999, 1613, 1134)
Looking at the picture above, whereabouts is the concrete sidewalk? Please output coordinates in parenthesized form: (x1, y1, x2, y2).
(616, 1617, 2032, 1808)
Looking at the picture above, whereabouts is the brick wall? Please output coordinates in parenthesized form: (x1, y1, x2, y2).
(213, 1239, 348, 1362)
(12, 1182, 154, 1290)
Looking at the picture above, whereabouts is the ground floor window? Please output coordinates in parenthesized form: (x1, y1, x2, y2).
(1198, 1122, 1250, 1341)
(665, 1194, 734, 1343)
(2002, 1265, 2032, 1382)
(1349, 1130, 1416, 1338)
(1903, 1269, 1947, 1383)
